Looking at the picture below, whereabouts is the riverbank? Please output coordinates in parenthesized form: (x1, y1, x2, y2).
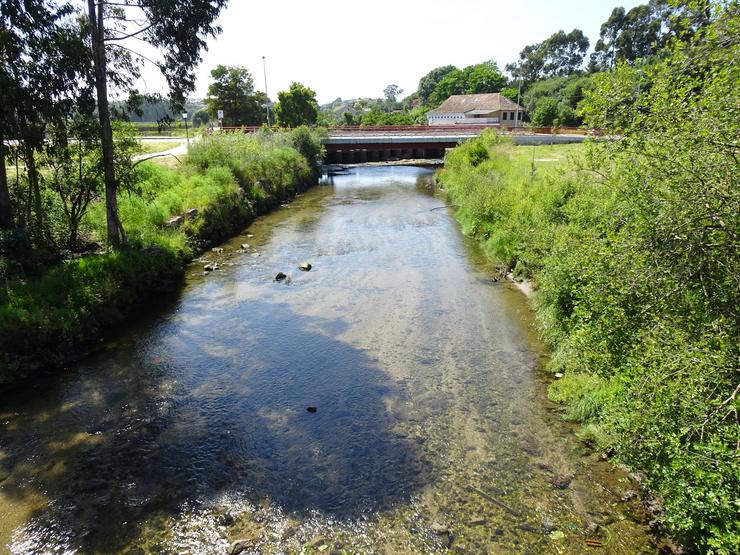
(437, 131, 737, 553)
(0, 128, 324, 385)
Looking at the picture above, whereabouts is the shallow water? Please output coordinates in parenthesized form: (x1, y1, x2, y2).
(0, 166, 656, 553)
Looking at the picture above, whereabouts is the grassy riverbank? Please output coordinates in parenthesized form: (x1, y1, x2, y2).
(0, 128, 324, 384)
(438, 127, 737, 553)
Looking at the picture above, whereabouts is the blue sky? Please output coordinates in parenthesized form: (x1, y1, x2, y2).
(131, 0, 645, 104)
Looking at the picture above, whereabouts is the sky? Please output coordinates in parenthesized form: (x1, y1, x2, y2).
(129, 0, 645, 105)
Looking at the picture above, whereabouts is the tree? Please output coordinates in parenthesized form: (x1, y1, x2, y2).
(84, 0, 227, 247)
(0, 0, 93, 237)
(587, 0, 709, 71)
(429, 61, 507, 105)
(204, 65, 268, 126)
(506, 29, 589, 83)
(383, 84, 402, 103)
(417, 65, 457, 105)
(192, 109, 210, 127)
(274, 82, 319, 127)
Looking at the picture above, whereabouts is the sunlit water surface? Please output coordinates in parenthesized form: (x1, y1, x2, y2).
(0, 166, 656, 553)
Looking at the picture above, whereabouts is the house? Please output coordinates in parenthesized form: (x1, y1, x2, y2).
(426, 93, 524, 126)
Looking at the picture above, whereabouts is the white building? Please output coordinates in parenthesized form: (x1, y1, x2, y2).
(427, 93, 524, 126)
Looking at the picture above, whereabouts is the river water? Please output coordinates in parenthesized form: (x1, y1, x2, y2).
(0, 166, 656, 553)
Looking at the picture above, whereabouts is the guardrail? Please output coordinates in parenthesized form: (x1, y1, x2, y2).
(214, 125, 601, 136)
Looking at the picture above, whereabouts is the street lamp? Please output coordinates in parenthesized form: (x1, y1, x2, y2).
(262, 55, 271, 127)
(182, 112, 190, 146)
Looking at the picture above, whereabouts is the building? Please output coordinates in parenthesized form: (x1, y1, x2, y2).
(426, 93, 524, 126)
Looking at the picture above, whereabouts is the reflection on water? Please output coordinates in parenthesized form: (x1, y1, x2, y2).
(0, 166, 656, 553)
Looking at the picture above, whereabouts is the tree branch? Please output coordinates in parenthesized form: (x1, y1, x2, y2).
(106, 22, 154, 41)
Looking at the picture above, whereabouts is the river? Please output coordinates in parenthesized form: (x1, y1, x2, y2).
(0, 166, 656, 553)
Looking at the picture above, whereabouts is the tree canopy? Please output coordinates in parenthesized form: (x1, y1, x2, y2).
(205, 65, 268, 126)
(428, 61, 507, 105)
(274, 82, 319, 128)
(506, 29, 589, 83)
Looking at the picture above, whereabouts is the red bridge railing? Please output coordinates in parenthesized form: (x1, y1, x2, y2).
(214, 125, 599, 136)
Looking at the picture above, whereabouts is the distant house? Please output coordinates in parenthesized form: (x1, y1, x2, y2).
(426, 93, 524, 126)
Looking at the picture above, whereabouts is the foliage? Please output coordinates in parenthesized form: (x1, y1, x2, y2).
(204, 65, 268, 126)
(438, 7, 739, 544)
(506, 29, 589, 83)
(417, 65, 457, 105)
(274, 82, 319, 128)
(588, 0, 711, 71)
(429, 61, 507, 106)
(522, 74, 593, 126)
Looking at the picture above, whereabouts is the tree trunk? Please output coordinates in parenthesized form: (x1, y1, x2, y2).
(88, 0, 125, 247)
(23, 142, 42, 239)
(0, 139, 13, 229)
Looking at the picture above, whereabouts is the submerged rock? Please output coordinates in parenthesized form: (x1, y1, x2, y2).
(228, 539, 253, 555)
(468, 517, 486, 526)
(306, 406, 317, 413)
(241, 243, 249, 250)
(431, 522, 449, 534)
(549, 474, 573, 489)
(204, 263, 219, 272)
(274, 272, 287, 281)
(298, 261, 312, 271)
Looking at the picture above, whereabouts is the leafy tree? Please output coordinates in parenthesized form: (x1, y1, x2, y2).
(506, 29, 589, 83)
(0, 0, 93, 237)
(204, 65, 268, 126)
(522, 74, 593, 126)
(383, 84, 403, 103)
(417, 65, 457, 105)
(84, 0, 228, 247)
(274, 82, 319, 127)
(530, 97, 559, 126)
(429, 61, 507, 105)
(192, 109, 210, 127)
(588, 0, 710, 71)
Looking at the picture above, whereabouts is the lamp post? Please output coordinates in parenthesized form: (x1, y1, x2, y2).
(182, 112, 189, 146)
(515, 75, 522, 130)
(262, 55, 271, 127)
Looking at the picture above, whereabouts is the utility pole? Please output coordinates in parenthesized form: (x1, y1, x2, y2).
(262, 55, 271, 127)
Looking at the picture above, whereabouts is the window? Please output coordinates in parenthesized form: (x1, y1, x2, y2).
(510, 112, 515, 120)
(502, 112, 508, 120)
(517, 111, 522, 120)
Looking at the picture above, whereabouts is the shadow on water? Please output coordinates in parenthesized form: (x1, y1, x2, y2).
(0, 298, 428, 552)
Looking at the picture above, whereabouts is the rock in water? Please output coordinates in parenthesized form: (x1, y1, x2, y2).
(274, 272, 287, 281)
(306, 406, 317, 413)
(241, 243, 249, 250)
(298, 261, 312, 271)
(228, 539, 253, 555)
(431, 522, 449, 534)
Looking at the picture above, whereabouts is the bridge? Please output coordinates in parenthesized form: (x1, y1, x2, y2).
(220, 125, 594, 163)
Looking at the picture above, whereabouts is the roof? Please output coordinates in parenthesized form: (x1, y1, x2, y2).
(428, 93, 523, 114)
